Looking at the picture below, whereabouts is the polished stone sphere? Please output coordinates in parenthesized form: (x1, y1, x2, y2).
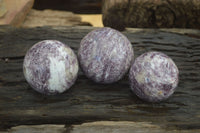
(23, 40, 78, 95)
(78, 27, 134, 84)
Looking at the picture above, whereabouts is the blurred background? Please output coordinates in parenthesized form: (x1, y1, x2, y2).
(0, 0, 200, 30)
(0, 0, 103, 28)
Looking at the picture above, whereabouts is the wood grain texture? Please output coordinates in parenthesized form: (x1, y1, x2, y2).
(102, 0, 200, 31)
(5, 121, 200, 133)
(0, 26, 200, 131)
(22, 9, 92, 27)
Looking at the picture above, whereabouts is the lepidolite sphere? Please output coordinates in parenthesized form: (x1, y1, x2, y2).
(78, 27, 134, 84)
(23, 40, 78, 95)
(129, 52, 179, 102)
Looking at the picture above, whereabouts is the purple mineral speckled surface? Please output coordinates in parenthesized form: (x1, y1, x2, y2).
(78, 27, 134, 84)
(23, 40, 79, 95)
(129, 51, 179, 102)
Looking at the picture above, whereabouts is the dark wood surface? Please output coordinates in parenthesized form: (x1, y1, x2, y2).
(0, 26, 200, 131)
(102, 0, 200, 31)
(33, 0, 102, 14)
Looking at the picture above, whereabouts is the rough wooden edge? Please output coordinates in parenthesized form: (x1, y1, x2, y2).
(11, 0, 34, 27)
(0, 0, 34, 27)
(2, 121, 200, 133)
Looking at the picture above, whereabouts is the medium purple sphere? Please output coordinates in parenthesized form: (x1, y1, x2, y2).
(78, 27, 134, 84)
(129, 52, 179, 102)
(23, 40, 79, 95)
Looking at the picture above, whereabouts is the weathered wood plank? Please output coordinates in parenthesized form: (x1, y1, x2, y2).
(0, 26, 200, 131)
(22, 9, 92, 27)
(5, 121, 200, 133)
(0, 0, 34, 27)
(102, 0, 200, 31)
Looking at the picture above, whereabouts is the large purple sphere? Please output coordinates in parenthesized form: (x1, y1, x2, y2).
(129, 52, 179, 102)
(78, 27, 134, 84)
(23, 40, 79, 95)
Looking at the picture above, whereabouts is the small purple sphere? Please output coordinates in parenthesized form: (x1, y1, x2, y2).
(78, 27, 134, 84)
(129, 52, 179, 102)
(23, 40, 79, 95)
